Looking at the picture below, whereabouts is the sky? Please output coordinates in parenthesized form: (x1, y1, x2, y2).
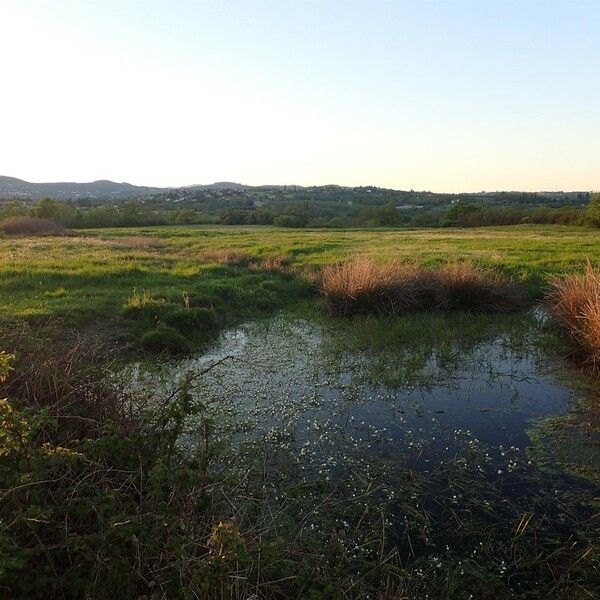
(0, 0, 599, 192)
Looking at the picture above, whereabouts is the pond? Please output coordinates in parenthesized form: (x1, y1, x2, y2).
(126, 314, 577, 470)
(122, 313, 599, 593)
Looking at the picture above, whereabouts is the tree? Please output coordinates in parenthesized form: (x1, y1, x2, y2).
(441, 202, 481, 227)
(586, 192, 600, 227)
(0, 201, 28, 220)
(33, 197, 60, 219)
(173, 209, 197, 224)
(32, 197, 78, 226)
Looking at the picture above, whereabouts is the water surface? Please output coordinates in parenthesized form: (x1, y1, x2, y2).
(125, 314, 581, 480)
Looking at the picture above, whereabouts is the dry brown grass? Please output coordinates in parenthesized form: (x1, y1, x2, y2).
(321, 259, 427, 316)
(321, 258, 526, 316)
(201, 248, 255, 266)
(435, 263, 526, 313)
(0, 216, 65, 236)
(106, 235, 165, 250)
(0, 321, 134, 443)
(253, 254, 290, 272)
(547, 262, 600, 368)
(201, 248, 293, 274)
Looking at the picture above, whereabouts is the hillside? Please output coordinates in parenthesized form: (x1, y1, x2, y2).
(0, 176, 170, 199)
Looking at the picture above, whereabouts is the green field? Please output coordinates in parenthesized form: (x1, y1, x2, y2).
(1, 224, 598, 325)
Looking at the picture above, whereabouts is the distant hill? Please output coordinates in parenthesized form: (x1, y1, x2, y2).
(0, 176, 250, 199)
(182, 182, 248, 191)
(0, 176, 590, 210)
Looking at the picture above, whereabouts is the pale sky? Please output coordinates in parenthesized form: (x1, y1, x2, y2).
(1, 0, 598, 192)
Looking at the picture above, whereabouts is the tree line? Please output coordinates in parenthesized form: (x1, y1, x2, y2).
(0, 194, 598, 230)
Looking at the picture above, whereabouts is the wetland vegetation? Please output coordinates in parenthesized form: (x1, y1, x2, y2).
(1, 224, 599, 599)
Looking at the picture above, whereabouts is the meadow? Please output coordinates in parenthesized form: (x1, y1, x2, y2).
(1, 224, 599, 599)
(1, 224, 599, 325)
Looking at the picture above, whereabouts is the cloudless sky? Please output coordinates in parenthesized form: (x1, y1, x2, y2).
(1, 0, 599, 191)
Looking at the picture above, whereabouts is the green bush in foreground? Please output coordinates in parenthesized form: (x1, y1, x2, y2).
(0, 359, 237, 597)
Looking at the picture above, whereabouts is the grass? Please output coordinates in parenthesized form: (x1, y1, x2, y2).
(321, 259, 526, 316)
(547, 262, 600, 369)
(0, 224, 598, 336)
(2, 315, 599, 599)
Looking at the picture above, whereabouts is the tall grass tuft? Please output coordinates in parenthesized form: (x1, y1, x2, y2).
(201, 248, 291, 273)
(321, 259, 427, 316)
(547, 262, 600, 368)
(435, 263, 526, 313)
(321, 258, 526, 316)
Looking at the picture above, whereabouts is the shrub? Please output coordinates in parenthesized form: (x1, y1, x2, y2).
(0, 217, 64, 236)
(140, 326, 190, 354)
(0, 325, 237, 597)
(0, 323, 130, 442)
(321, 259, 526, 316)
(547, 262, 600, 368)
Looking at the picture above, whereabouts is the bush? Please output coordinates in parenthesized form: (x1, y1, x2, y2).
(0, 325, 236, 597)
(0, 217, 64, 236)
(586, 192, 600, 227)
(140, 326, 190, 354)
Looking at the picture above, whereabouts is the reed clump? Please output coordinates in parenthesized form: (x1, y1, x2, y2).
(547, 262, 600, 368)
(321, 259, 526, 316)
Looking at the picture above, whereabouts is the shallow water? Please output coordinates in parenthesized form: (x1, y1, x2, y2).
(125, 314, 579, 480)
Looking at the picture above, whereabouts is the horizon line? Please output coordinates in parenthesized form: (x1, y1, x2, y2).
(0, 175, 593, 195)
